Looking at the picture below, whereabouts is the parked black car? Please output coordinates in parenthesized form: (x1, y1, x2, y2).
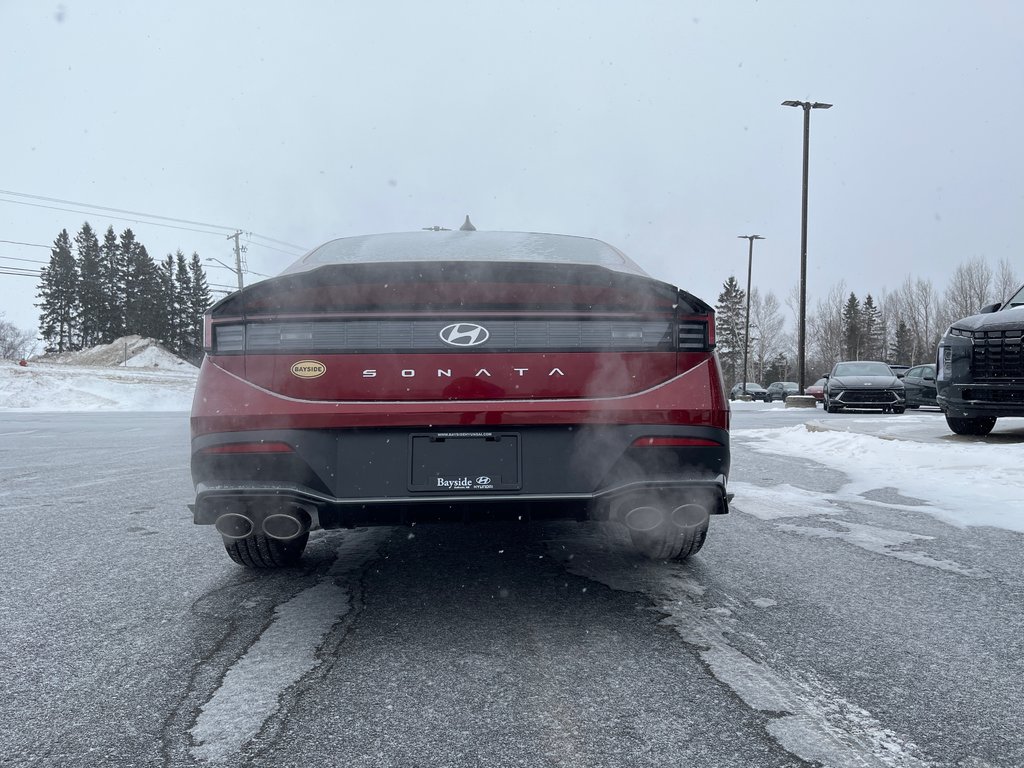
(824, 361, 905, 414)
(729, 382, 769, 401)
(765, 381, 799, 402)
(903, 364, 937, 409)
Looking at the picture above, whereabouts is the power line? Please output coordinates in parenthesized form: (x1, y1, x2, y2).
(0, 187, 310, 252)
(0, 266, 40, 277)
(0, 188, 241, 232)
(0, 255, 49, 265)
(0, 238, 49, 249)
(0, 197, 232, 238)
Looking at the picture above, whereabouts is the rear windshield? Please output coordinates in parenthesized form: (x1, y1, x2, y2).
(281, 231, 649, 277)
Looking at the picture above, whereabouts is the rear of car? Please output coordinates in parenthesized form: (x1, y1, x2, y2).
(189, 230, 731, 567)
(936, 283, 1024, 435)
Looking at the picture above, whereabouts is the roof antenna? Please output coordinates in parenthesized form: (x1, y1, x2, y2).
(459, 215, 476, 231)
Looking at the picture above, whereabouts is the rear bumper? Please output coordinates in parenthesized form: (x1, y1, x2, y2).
(191, 476, 730, 529)
(191, 424, 730, 528)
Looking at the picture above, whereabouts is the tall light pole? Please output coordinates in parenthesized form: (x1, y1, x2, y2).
(738, 235, 764, 397)
(782, 99, 831, 394)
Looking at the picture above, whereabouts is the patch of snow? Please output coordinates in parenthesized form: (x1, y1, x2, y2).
(735, 424, 1024, 534)
(0, 337, 198, 412)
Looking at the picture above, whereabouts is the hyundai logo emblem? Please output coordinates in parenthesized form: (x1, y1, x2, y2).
(439, 323, 490, 347)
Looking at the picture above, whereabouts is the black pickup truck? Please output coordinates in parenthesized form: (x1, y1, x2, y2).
(936, 282, 1024, 435)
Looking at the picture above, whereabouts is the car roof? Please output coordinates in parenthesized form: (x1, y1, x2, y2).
(280, 230, 650, 277)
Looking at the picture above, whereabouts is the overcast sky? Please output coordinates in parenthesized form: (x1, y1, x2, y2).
(2, 1, 1021, 335)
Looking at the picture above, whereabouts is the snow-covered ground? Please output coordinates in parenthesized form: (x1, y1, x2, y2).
(729, 399, 1024, 536)
(0, 336, 198, 411)
(1, 342, 1021, 538)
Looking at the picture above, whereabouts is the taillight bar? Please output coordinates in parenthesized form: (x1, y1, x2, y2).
(631, 436, 722, 448)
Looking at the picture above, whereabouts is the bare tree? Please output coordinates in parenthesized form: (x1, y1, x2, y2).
(749, 288, 787, 382)
(806, 281, 847, 378)
(944, 257, 992, 320)
(0, 315, 37, 360)
(995, 258, 1020, 305)
(898, 276, 942, 364)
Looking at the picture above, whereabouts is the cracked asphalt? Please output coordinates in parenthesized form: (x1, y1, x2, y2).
(1, 411, 1022, 768)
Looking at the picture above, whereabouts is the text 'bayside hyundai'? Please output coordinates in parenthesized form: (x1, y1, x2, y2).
(189, 229, 731, 567)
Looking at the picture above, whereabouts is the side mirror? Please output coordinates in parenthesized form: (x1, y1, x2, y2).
(979, 302, 1002, 314)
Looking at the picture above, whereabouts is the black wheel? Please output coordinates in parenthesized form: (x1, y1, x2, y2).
(225, 533, 309, 568)
(945, 415, 996, 436)
(892, 406, 905, 414)
(825, 397, 840, 414)
(625, 497, 709, 560)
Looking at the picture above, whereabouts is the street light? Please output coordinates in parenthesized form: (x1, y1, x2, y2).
(737, 235, 764, 397)
(205, 256, 244, 292)
(782, 99, 832, 394)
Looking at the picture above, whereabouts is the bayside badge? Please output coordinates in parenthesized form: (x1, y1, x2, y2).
(290, 360, 327, 379)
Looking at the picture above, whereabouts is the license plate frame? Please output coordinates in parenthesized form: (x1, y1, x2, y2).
(408, 432, 521, 492)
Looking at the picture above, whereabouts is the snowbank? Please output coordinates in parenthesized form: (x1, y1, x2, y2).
(0, 336, 198, 411)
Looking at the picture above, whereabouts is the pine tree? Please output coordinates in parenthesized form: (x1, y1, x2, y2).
(99, 226, 125, 341)
(74, 223, 104, 348)
(842, 292, 862, 359)
(184, 252, 212, 364)
(890, 320, 914, 363)
(157, 254, 178, 350)
(861, 294, 882, 360)
(123, 237, 162, 339)
(715, 276, 746, 386)
(37, 229, 80, 353)
(171, 250, 192, 353)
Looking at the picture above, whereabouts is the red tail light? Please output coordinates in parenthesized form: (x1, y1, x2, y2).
(631, 436, 722, 448)
(200, 441, 294, 454)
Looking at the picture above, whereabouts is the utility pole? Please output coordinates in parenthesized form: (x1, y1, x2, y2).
(226, 231, 244, 291)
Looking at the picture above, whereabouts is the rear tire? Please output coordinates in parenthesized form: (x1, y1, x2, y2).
(892, 406, 905, 414)
(225, 532, 309, 568)
(945, 415, 996, 436)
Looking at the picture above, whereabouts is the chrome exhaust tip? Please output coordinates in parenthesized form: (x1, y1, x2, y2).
(214, 512, 255, 540)
(261, 508, 312, 541)
(670, 503, 710, 529)
(623, 504, 665, 533)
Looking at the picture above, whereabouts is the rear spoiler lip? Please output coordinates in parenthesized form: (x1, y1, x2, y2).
(207, 261, 713, 319)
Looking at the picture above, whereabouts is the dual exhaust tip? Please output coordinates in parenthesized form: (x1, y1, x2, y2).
(622, 501, 709, 533)
(214, 507, 312, 541)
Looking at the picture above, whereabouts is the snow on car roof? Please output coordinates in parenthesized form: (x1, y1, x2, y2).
(280, 230, 650, 277)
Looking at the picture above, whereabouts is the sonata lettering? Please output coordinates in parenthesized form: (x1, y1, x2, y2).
(360, 368, 567, 379)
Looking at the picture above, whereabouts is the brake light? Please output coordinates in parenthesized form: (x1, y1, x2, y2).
(200, 441, 294, 454)
(631, 436, 722, 447)
(678, 315, 714, 351)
